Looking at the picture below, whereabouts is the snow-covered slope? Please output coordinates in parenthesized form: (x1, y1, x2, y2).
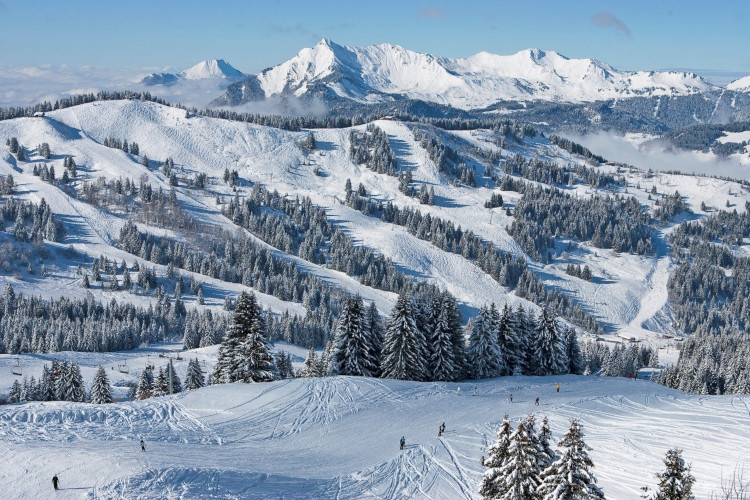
(0, 364, 747, 499)
(726, 74, 750, 92)
(2, 100, 749, 341)
(218, 39, 715, 109)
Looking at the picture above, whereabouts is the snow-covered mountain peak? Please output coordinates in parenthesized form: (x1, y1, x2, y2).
(180, 59, 244, 80)
(218, 40, 716, 109)
(727, 74, 750, 92)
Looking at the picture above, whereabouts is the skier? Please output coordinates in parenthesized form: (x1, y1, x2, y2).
(438, 425, 442, 437)
(472, 385, 477, 396)
(480, 455, 485, 466)
(509, 393, 513, 403)
(440, 422, 446, 435)
(556, 383, 560, 393)
(400, 436, 405, 451)
(535, 397, 540, 406)
(52, 474, 59, 491)
(140, 438, 145, 452)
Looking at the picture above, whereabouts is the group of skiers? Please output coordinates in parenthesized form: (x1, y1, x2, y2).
(53, 439, 147, 490)
(400, 383, 561, 453)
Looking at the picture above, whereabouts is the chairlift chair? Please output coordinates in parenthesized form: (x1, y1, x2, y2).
(11, 357, 22, 376)
(118, 362, 129, 374)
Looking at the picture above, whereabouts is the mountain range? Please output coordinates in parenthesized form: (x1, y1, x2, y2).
(211, 39, 719, 109)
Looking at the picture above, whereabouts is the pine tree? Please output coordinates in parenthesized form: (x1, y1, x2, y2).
(164, 361, 182, 393)
(381, 293, 429, 381)
(184, 358, 206, 390)
(302, 347, 319, 377)
(534, 309, 568, 376)
(153, 367, 169, 397)
(65, 362, 86, 402)
(89, 366, 114, 404)
(642, 448, 695, 500)
(135, 369, 154, 399)
(430, 302, 457, 381)
(8, 380, 21, 403)
(443, 292, 466, 379)
(213, 292, 276, 383)
(330, 295, 376, 376)
(539, 419, 604, 499)
(365, 303, 383, 376)
(480, 414, 514, 498)
(467, 306, 503, 379)
(565, 328, 584, 375)
(497, 303, 521, 376)
(495, 420, 543, 499)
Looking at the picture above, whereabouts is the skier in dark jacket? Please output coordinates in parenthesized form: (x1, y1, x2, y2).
(400, 436, 405, 450)
(140, 439, 146, 452)
(52, 474, 59, 491)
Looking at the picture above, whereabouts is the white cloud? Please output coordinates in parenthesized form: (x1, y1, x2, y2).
(565, 131, 750, 180)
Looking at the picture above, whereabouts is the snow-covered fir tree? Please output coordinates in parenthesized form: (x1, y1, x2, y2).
(565, 328, 584, 375)
(430, 298, 459, 381)
(168, 361, 182, 393)
(8, 380, 21, 403)
(184, 358, 206, 390)
(380, 293, 428, 381)
(497, 303, 522, 376)
(136, 369, 154, 399)
(467, 306, 504, 379)
(213, 292, 277, 383)
(538, 419, 604, 500)
(300, 347, 320, 377)
(642, 448, 695, 500)
(365, 303, 384, 376)
(494, 420, 544, 499)
(534, 308, 568, 376)
(480, 413, 514, 499)
(153, 367, 168, 397)
(329, 295, 377, 376)
(89, 366, 114, 404)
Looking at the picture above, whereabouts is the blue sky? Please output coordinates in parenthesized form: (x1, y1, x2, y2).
(1, 0, 748, 78)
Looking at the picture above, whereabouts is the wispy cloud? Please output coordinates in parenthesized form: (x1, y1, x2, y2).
(417, 6, 448, 20)
(592, 12, 631, 38)
(270, 23, 321, 42)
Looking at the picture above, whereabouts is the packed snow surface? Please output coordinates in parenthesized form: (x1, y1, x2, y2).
(0, 367, 747, 499)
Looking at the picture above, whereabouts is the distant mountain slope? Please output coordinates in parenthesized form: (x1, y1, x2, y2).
(141, 59, 244, 87)
(213, 39, 715, 109)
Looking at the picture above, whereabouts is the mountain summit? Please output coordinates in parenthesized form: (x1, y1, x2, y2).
(141, 59, 244, 86)
(213, 39, 715, 109)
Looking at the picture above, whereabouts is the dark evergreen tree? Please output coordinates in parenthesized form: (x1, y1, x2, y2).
(135, 369, 153, 400)
(495, 420, 543, 499)
(539, 419, 604, 500)
(642, 448, 695, 500)
(565, 328, 584, 375)
(467, 306, 503, 379)
(480, 414, 513, 499)
(329, 295, 376, 376)
(534, 309, 568, 376)
(184, 358, 206, 390)
(89, 366, 114, 404)
(381, 293, 428, 381)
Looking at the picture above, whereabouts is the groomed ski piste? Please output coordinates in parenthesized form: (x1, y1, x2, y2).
(1, 346, 749, 499)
